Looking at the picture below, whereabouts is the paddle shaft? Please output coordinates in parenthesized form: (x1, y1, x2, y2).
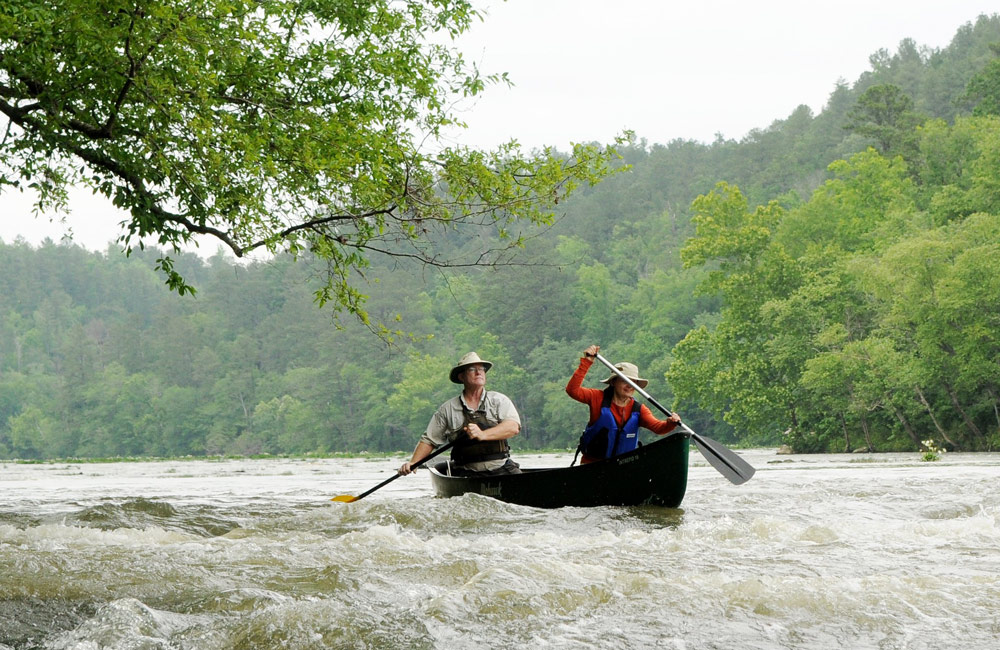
(593, 353, 685, 428)
(333, 437, 458, 502)
(593, 353, 755, 484)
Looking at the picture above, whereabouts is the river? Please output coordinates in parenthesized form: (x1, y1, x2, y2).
(1, 447, 998, 649)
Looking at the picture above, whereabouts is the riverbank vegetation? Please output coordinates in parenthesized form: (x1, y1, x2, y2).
(2, 15, 1000, 459)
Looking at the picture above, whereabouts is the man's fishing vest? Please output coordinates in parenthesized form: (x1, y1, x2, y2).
(579, 389, 641, 459)
(450, 392, 511, 465)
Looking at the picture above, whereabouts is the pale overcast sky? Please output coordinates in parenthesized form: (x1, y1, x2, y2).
(2, 0, 997, 252)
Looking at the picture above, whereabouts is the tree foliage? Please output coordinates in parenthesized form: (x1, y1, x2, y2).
(0, 0, 625, 330)
(843, 84, 923, 157)
(3, 14, 1000, 459)
(672, 116, 1000, 452)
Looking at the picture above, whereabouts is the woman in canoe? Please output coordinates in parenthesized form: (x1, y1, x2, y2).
(566, 345, 682, 464)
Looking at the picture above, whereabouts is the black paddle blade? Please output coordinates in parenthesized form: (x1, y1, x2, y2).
(690, 433, 756, 485)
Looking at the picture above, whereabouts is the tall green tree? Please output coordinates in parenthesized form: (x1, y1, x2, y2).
(670, 183, 799, 437)
(843, 84, 923, 157)
(961, 43, 1000, 116)
(777, 148, 918, 257)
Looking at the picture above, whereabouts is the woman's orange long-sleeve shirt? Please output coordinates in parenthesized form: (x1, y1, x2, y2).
(565, 357, 678, 463)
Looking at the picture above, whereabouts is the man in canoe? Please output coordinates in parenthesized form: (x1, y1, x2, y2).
(566, 345, 682, 464)
(399, 351, 522, 477)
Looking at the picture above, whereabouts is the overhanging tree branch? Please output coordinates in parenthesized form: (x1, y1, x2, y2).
(0, 0, 626, 331)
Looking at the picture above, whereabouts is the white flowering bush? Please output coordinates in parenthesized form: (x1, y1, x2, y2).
(921, 439, 946, 462)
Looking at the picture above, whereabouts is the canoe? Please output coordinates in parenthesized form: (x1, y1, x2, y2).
(428, 432, 689, 508)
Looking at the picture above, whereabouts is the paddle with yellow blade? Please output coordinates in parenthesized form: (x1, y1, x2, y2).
(331, 438, 459, 502)
(595, 353, 756, 485)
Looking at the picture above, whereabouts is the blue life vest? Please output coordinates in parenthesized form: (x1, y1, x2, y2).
(579, 389, 641, 459)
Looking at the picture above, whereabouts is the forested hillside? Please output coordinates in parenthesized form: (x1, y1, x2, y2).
(3, 14, 1000, 459)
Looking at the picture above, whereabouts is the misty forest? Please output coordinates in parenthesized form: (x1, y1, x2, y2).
(2, 7, 1000, 461)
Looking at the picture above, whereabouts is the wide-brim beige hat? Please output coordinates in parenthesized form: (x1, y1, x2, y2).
(600, 361, 648, 389)
(450, 351, 493, 383)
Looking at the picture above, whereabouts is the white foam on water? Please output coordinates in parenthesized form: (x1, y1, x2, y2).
(2, 452, 999, 649)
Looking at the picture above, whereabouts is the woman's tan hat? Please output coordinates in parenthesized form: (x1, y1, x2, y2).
(450, 351, 493, 383)
(600, 361, 648, 389)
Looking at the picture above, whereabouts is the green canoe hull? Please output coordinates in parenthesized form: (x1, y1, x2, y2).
(429, 433, 689, 508)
